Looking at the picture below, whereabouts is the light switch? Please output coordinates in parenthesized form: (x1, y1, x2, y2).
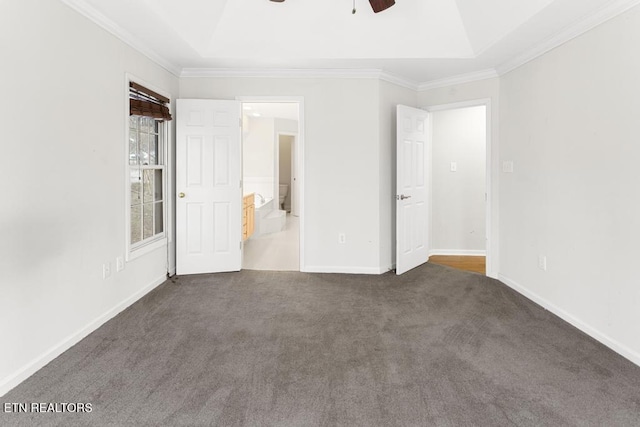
(503, 161, 514, 173)
(450, 162, 457, 172)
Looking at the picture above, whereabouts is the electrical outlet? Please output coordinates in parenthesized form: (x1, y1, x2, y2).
(538, 255, 547, 271)
(116, 256, 124, 272)
(102, 262, 111, 279)
(503, 161, 514, 173)
(338, 233, 346, 244)
(450, 162, 457, 172)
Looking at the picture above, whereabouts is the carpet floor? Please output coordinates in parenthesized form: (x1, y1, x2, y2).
(3, 263, 640, 426)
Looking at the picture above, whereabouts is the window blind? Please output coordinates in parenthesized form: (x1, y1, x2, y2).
(129, 82, 172, 121)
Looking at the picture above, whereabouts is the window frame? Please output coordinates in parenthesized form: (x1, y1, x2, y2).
(125, 75, 171, 261)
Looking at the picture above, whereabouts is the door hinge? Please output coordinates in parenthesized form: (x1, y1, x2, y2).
(239, 118, 242, 127)
(240, 241, 243, 250)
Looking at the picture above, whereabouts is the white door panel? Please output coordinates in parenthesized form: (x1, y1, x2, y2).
(396, 105, 430, 275)
(177, 99, 242, 275)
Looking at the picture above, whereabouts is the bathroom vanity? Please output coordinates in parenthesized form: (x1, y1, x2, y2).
(243, 193, 255, 240)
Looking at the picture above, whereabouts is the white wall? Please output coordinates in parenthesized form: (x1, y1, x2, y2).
(378, 81, 418, 270)
(498, 5, 640, 365)
(243, 116, 299, 202)
(431, 106, 486, 254)
(243, 117, 275, 200)
(244, 117, 275, 178)
(0, 0, 179, 395)
(419, 78, 500, 277)
(181, 78, 383, 273)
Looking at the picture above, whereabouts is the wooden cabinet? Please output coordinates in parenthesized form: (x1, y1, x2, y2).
(242, 193, 255, 241)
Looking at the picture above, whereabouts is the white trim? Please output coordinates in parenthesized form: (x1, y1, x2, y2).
(423, 99, 494, 278)
(59, 0, 181, 76)
(425, 99, 490, 113)
(182, 68, 383, 79)
(499, 274, 640, 368)
(275, 131, 298, 213)
(304, 266, 389, 275)
(128, 237, 168, 261)
(378, 72, 419, 91)
(181, 68, 419, 90)
(496, 0, 640, 76)
(429, 250, 486, 257)
(418, 69, 498, 91)
(237, 96, 306, 272)
(0, 273, 167, 397)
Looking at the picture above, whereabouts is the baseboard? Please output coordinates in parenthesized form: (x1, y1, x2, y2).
(0, 273, 168, 397)
(303, 265, 388, 275)
(498, 274, 640, 368)
(429, 249, 486, 256)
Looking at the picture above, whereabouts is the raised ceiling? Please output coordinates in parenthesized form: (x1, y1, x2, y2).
(62, 0, 639, 86)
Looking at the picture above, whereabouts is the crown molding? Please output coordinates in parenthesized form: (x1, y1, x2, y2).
(181, 68, 419, 90)
(417, 69, 498, 91)
(378, 72, 419, 91)
(181, 68, 381, 79)
(496, 0, 640, 76)
(59, 0, 182, 77)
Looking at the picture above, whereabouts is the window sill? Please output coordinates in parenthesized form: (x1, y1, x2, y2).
(127, 236, 167, 262)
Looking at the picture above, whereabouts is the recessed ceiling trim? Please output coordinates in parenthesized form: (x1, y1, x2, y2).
(379, 72, 419, 91)
(496, 0, 640, 76)
(181, 68, 418, 90)
(59, 0, 182, 76)
(418, 69, 499, 91)
(181, 68, 383, 79)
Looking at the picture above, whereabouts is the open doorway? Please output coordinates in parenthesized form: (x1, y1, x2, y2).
(425, 102, 490, 275)
(240, 101, 301, 271)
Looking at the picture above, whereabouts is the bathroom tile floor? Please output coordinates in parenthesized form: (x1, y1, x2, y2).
(242, 214, 299, 271)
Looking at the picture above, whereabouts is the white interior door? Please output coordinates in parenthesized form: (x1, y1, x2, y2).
(176, 99, 242, 275)
(396, 105, 430, 275)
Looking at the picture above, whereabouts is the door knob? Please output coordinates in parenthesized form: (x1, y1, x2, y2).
(179, 192, 185, 198)
(397, 194, 411, 200)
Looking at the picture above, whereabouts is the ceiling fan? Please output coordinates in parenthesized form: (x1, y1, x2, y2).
(269, 0, 396, 14)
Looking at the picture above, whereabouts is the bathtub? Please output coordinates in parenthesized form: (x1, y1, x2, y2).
(254, 198, 286, 236)
(255, 196, 273, 210)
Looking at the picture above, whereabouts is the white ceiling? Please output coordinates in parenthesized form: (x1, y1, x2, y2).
(63, 0, 639, 86)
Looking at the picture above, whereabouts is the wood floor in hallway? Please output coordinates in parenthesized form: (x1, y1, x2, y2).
(429, 255, 486, 275)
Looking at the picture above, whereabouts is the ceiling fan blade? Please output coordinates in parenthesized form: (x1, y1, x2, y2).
(269, 0, 285, 2)
(369, 0, 395, 13)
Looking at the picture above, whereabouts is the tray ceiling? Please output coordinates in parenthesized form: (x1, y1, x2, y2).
(63, 0, 639, 85)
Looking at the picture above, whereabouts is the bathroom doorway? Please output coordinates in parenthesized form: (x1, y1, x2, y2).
(240, 100, 302, 271)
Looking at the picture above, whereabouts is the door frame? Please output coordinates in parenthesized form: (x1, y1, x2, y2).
(236, 96, 306, 271)
(276, 131, 297, 213)
(423, 98, 494, 278)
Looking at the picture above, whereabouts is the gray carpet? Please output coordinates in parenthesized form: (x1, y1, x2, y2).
(3, 263, 640, 426)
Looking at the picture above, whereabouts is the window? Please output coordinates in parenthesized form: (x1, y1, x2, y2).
(128, 82, 171, 252)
